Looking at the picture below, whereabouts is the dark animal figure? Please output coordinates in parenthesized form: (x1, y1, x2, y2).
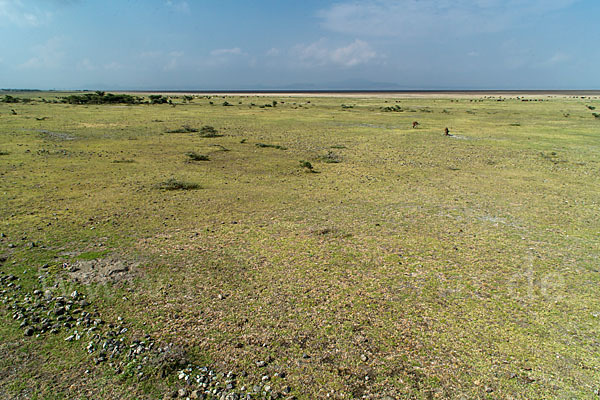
(412, 121, 419, 128)
(444, 127, 450, 136)
(11, 109, 17, 115)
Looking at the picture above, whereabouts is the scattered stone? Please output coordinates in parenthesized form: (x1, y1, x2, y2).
(360, 354, 368, 362)
(24, 326, 34, 336)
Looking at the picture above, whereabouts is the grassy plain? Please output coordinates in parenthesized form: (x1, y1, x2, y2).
(0, 91, 599, 399)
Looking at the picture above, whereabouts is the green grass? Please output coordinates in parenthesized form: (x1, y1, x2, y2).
(1, 91, 599, 399)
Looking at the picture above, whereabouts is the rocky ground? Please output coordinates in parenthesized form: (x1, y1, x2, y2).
(0, 259, 298, 400)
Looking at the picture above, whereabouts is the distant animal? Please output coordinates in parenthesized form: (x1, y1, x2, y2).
(412, 121, 419, 129)
(444, 127, 450, 136)
(11, 109, 17, 115)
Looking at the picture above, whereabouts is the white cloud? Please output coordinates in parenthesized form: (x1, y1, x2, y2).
(266, 48, 280, 57)
(210, 47, 244, 56)
(165, 0, 190, 13)
(0, 0, 44, 26)
(19, 37, 65, 69)
(318, 0, 580, 37)
(293, 39, 377, 67)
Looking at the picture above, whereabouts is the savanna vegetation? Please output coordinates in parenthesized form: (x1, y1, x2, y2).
(0, 91, 599, 399)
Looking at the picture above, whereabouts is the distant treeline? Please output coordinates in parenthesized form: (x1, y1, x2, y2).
(61, 91, 144, 105)
(1, 91, 172, 105)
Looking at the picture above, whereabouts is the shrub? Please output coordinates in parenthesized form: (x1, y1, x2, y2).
(112, 159, 135, 163)
(256, 143, 287, 150)
(380, 105, 402, 112)
(299, 160, 315, 172)
(149, 95, 168, 104)
(199, 125, 221, 137)
(2, 95, 20, 103)
(593, 113, 600, 119)
(0, 151, 9, 155)
(62, 92, 142, 105)
(222, 101, 232, 106)
(167, 125, 198, 133)
(185, 152, 209, 161)
(586, 105, 596, 110)
(156, 178, 201, 191)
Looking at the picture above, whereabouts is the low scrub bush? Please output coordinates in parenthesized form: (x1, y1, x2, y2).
(256, 143, 287, 150)
(299, 160, 316, 172)
(199, 125, 221, 137)
(167, 125, 198, 133)
(380, 105, 403, 112)
(185, 152, 209, 161)
(156, 178, 201, 191)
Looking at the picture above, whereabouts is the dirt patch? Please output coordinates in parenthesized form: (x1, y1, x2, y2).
(67, 257, 139, 284)
(78, 122, 124, 128)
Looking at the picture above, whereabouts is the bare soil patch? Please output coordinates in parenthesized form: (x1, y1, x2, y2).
(67, 257, 139, 284)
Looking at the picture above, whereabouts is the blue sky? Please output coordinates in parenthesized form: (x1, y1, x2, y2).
(0, 0, 598, 90)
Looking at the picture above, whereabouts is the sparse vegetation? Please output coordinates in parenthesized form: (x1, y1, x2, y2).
(185, 151, 209, 161)
(199, 125, 221, 137)
(255, 142, 287, 150)
(1, 92, 599, 400)
(380, 104, 403, 112)
(156, 178, 201, 190)
(167, 125, 198, 133)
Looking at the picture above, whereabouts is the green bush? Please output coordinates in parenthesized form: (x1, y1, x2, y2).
(149, 95, 168, 104)
(256, 143, 287, 150)
(299, 160, 315, 172)
(2, 95, 20, 103)
(185, 152, 209, 161)
(62, 92, 142, 105)
(167, 125, 198, 133)
(156, 178, 201, 191)
(199, 125, 221, 137)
